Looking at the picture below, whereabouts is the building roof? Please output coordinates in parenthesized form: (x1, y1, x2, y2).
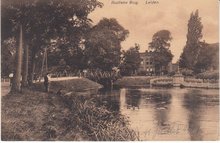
(139, 50, 154, 56)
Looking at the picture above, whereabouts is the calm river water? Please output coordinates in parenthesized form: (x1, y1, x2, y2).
(97, 87, 219, 141)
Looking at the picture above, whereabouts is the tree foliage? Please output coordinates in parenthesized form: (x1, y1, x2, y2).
(2, 0, 103, 40)
(85, 18, 129, 71)
(196, 70, 219, 80)
(120, 44, 141, 76)
(194, 43, 219, 73)
(1, 38, 16, 77)
(1, 0, 103, 82)
(148, 30, 173, 74)
(179, 10, 203, 69)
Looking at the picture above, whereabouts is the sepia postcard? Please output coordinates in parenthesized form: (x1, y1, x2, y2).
(1, 0, 219, 141)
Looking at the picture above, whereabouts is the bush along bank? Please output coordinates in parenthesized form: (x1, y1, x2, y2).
(1, 90, 139, 141)
(59, 93, 139, 141)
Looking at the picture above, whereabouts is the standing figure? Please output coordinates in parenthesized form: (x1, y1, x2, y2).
(44, 73, 50, 92)
(9, 73, 14, 86)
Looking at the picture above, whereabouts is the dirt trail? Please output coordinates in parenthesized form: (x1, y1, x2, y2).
(1, 82, 10, 96)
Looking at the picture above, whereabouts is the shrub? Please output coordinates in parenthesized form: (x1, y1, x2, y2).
(181, 69, 194, 76)
(61, 94, 140, 141)
(196, 70, 219, 80)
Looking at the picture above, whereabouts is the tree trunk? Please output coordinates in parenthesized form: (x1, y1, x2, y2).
(28, 52, 36, 84)
(22, 45, 29, 87)
(11, 25, 23, 93)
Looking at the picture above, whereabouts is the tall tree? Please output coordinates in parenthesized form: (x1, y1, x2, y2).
(179, 10, 203, 70)
(22, 45, 29, 87)
(11, 26, 23, 93)
(149, 30, 173, 75)
(2, 0, 103, 83)
(85, 18, 129, 71)
(120, 44, 141, 76)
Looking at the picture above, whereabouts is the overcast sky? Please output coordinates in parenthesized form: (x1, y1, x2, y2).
(89, 0, 218, 63)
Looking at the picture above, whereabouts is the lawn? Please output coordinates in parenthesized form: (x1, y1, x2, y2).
(114, 76, 155, 88)
(1, 78, 139, 141)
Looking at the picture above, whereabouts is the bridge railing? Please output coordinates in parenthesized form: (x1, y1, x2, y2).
(182, 81, 219, 89)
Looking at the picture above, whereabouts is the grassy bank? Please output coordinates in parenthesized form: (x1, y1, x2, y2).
(114, 76, 155, 88)
(2, 84, 139, 141)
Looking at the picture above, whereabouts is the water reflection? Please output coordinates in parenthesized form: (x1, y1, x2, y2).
(183, 90, 208, 141)
(96, 90, 120, 112)
(97, 88, 219, 140)
(126, 90, 141, 109)
(151, 93, 171, 130)
(137, 90, 172, 136)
